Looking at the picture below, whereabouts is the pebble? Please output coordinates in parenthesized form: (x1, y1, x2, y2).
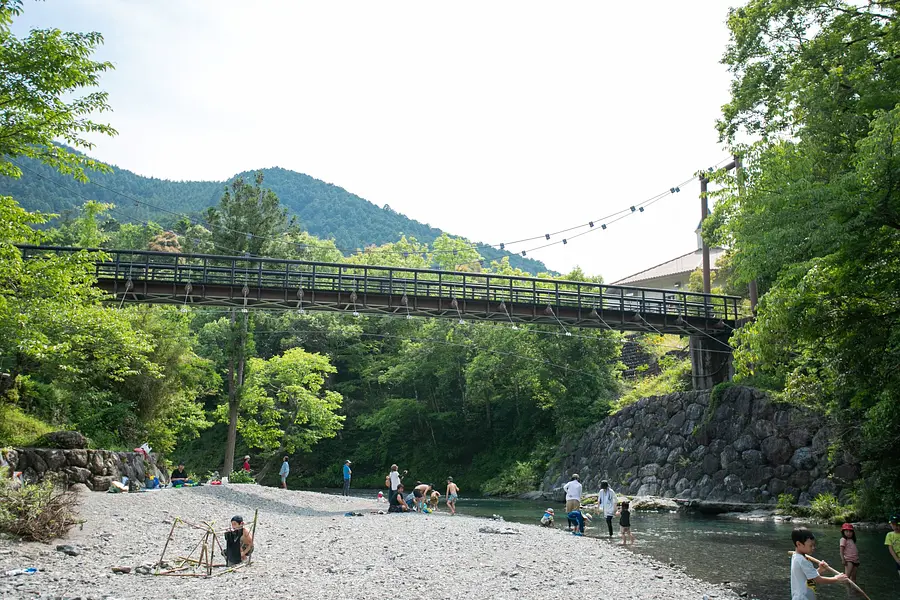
(1, 486, 733, 599)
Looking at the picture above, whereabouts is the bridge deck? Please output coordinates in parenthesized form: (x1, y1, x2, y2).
(19, 246, 744, 334)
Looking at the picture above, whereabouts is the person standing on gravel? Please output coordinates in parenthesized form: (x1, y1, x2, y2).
(342, 460, 352, 496)
(563, 474, 583, 531)
(388, 464, 406, 500)
(597, 479, 617, 537)
(446, 477, 460, 515)
(279, 456, 289, 489)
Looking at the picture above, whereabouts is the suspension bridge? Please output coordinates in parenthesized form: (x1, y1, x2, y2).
(19, 246, 744, 335)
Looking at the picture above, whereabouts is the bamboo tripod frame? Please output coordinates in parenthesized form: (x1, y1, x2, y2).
(153, 513, 257, 577)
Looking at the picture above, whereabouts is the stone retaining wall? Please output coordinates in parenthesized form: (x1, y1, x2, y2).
(542, 386, 858, 505)
(5, 448, 165, 492)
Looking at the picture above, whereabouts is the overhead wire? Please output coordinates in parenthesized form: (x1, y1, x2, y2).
(13, 156, 734, 261)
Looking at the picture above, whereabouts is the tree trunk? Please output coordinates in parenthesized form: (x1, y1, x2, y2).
(224, 309, 238, 475)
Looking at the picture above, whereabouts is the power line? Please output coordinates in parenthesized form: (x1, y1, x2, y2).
(15, 156, 734, 261)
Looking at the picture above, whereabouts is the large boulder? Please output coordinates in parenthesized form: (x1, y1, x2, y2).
(33, 430, 87, 449)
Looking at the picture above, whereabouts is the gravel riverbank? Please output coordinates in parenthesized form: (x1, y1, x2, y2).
(1, 485, 740, 599)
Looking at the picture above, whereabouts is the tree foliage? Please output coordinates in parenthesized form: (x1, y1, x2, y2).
(0, 0, 116, 181)
(710, 0, 900, 515)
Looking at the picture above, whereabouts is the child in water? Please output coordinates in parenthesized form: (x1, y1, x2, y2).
(790, 527, 847, 600)
(839, 523, 859, 587)
(540, 508, 555, 527)
(617, 500, 635, 546)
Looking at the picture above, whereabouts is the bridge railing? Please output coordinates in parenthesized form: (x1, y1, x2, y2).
(17, 246, 744, 322)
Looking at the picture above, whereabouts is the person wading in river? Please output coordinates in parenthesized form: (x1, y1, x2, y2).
(597, 480, 617, 538)
(563, 474, 583, 532)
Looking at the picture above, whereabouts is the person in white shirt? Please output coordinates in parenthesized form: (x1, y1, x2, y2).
(597, 479, 617, 537)
(388, 464, 407, 500)
(563, 474, 583, 531)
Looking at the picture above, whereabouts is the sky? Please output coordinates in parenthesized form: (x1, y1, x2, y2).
(14, 1, 738, 282)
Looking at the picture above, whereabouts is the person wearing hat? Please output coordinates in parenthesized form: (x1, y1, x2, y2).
(887, 515, 900, 577)
(597, 479, 617, 537)
(242, 455, 251, 472)
(342, 460, 352, 497)
(540, 507, 555, 527)
(223, 515, 253, 566)
(839, 522, 859, 585)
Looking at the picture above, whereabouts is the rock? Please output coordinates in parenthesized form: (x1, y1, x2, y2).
(741, 449, 765, 466)
(789, 447, 816, 471)
(111, 566, 131, 574)
(64, 466, 93, 484)
(34, 430, 88, 449)
(702, 454, 719, 476)
(38, 449, 67, 470)
(630, 496, 678, 511)
(56, 545, 80, 557)
(808, 478, 836, 498)
(91, 475, 114, 492)
(761, 436, 793, 465)
(478, 526, 520, 535)
(69, 482, 91, 494)
(733, 434, 757, 453)
(788, 428, 811, 449)
(833, 463, 859, 482)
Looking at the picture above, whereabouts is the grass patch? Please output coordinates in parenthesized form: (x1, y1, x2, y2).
(0, 403, 57, 447)
(614, 355, 691, 411)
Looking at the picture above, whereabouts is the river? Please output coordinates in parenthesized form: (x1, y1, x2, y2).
(324, 489, 896, 599)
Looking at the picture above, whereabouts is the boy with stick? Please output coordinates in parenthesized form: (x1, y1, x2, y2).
(790, 527, 847, 599)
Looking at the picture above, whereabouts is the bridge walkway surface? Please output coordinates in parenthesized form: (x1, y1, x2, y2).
(18, 246, 745, 335)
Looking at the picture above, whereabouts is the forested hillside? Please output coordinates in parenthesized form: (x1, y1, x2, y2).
(0, 155, 549, 274)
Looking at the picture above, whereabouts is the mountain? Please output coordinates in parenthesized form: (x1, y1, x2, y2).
(0, 155, 550, 274)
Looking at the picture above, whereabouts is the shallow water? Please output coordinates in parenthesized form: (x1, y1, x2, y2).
(325, 489, 897, 599)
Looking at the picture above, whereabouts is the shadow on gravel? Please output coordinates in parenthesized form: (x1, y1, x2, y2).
(185, 484, 373, 519)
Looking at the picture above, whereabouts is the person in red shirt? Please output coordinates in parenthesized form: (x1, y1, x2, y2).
(242, 455, 251, 472)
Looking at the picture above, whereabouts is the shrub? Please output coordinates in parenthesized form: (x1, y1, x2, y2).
(0, 468, 81, 542)
(228, 470, 256, 484)
(0, 403, 56, 447)
(482, 461, 539, 496)
(810, 492, 842, 520)
(776, 493, 795, 513)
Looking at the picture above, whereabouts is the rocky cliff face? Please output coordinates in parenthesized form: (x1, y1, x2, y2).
(542, 386, 858, 505)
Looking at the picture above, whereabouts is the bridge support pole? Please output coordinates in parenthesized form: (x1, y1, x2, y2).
(690, 333, 733, 390)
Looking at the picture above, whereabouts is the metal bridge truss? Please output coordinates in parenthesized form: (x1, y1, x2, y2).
(19, 246, 745, 335)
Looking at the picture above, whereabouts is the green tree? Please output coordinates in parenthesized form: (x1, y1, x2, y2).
(231, 347, 344, 454)
(0, 0, 116, 181)
(204, 173, 294, 473)
(711, 0, 900, 514)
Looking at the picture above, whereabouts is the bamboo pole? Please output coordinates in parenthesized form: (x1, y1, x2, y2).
(247, 509, 258, 566)
(156, 518, 179, 574)
(787, 552, 871, 600)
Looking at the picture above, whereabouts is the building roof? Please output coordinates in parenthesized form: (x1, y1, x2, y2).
(612, 247, 726, 285)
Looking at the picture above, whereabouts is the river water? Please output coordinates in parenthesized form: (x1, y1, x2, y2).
(325, 489, 896, 599)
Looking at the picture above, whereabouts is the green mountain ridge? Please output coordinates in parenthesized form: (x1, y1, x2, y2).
(0, 155, 550, 274)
